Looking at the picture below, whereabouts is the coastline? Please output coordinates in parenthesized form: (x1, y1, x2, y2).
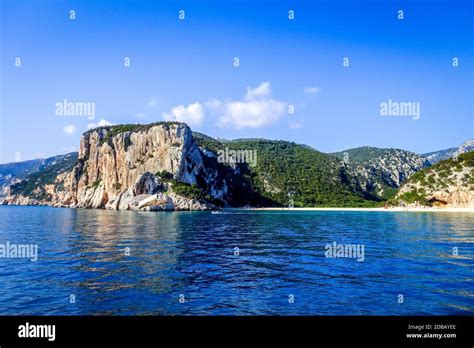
(249, 207, 474, 213)
(1, 202, 474, 213)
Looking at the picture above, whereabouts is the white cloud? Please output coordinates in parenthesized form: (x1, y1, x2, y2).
(304, 86, 321, 94)
(211, 82, 286, 129)
(162, 82, 287, 129)
(245, 81, 271, 100)
(163, 102, 204, 126)
(87, 118, 114, 130)
(63, 124, 77, 135)
(289, 122, 303, 129)
(216, 99, 286, 129)
(204, 98, 222, 109)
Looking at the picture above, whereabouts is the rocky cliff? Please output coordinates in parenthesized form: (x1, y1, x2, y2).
(4, 122, 384, 209)
(5, 122, 228, 211)
(4, 123, 472, 210)
(393, 150, 474, 208)
(332, 147, 430, 199)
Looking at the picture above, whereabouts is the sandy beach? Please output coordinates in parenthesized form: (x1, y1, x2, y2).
(250, 207, 474, 213)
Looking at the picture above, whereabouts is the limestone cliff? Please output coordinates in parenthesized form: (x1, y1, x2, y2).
(5, 124, 472, 210)
(5, 122, 228, 211)
(332, 146, 430, 199)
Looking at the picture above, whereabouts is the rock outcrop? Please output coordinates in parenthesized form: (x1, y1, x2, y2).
(332, 147, 430, 199)
(4, 122, 228, 211)
(4, 125, 473, 210)
(394, 150, 474, 208)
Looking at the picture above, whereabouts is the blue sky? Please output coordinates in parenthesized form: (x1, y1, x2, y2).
(1, 0, 473, 163)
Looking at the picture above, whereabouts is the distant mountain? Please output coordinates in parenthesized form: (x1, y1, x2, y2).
(422, 147, 457, 165)
(0, 153, 78, 198)
(393, 150, 474, 208)
(422, 140, 474, 165)
(8, 153, 78, 202)
(3, 123, 382, 209)
(193, 134, 381, 207)
(331, 146, 430, 199)
(0, 159, 43, 195)
(3, 123, 471, 210)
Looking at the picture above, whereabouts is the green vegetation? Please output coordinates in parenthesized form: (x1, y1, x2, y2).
(155, 170, 174, 180)
(397, 189, 430, 206)
(91, 179, 102, 188)
(11, 120, 472, 209)
(10, 153, 78, 200)
(409, 170, 426, 183)
(86, 121, 185, 136)
(170, 180, 205, 199)
(332, 146, 403, 164)
(394, 150, 474, 206)
(88, 122, 186, 147)
(168, 179, 223, 207)
(332, 146, 431, 201)
(193, 133, 381, 207)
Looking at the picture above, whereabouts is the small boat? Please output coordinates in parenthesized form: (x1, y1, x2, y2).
(211, 211, 223, 214)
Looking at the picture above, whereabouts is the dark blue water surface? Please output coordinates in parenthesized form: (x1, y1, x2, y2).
(0, 206, 472, 315)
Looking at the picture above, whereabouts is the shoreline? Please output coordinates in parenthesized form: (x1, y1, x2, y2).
(247, 207, 474, 213)
(1, 202, 473, 213)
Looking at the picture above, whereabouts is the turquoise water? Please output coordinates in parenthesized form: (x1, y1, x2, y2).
(0, 206, 472, 315)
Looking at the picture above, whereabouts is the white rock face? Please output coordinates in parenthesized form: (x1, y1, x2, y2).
(346, 148, 430, 197)
(117, 188, 135, 210)
(56, 123, 217, 211)
(2, 123, 231, 210)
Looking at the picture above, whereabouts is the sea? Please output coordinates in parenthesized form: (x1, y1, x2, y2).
(0, 206, 472, 315)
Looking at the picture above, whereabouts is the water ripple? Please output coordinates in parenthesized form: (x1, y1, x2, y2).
(0, 206, 472, 315)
